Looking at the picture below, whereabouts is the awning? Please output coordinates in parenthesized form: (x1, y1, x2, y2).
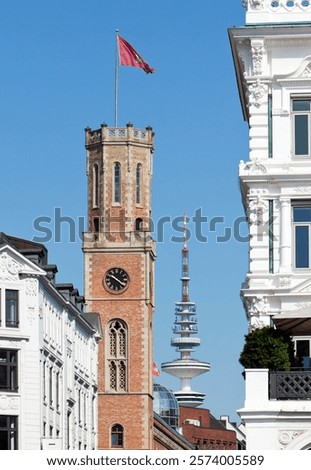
(273, 310, 311, 336)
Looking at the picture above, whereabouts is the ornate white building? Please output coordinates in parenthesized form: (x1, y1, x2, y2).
(230, 0, 311, 450)
(0, 233, 100, 450)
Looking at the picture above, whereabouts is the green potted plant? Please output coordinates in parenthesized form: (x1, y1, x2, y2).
(239, 327, 296, 372)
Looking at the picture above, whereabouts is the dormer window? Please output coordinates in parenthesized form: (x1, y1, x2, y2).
(292, 99, 311, 157)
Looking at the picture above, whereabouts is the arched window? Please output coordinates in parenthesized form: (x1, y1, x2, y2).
(135, 218, 143, 231)
(93, 217, 99, 233)
(114, 162, 121, 203)
(136, 164, 142, 204)
(93, 164, 99, 207)
(111, 424, 124, 448)
(107, 320, 127, 391)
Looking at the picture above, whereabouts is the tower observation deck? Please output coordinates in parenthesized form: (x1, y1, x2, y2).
(161, 217, 210, 407)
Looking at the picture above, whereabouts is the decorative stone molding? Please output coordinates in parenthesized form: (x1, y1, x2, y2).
(0, 394, 19, 411)
(247, 198, 268, 225)
(247, 80, 268, 108)
(296, 302, 311, 310)
(294, 186, 311, 194)
(249, 188, 268, 196)
(244, 0, 311, 12)
(0, 253, 21, 281)
(246, 161, 267, 175)
(278, 276, 291, 288)
(250, 0, 264, 9)
(279, 430, 304, 447)
(245, 1, 311, 26)
(269, 1, 311, 12)
(245, 296, 268, 315)
(25, 277, 38, 296)
(299, 283, 311, 292)
(27, 307, 36, 324)
(249, 317, 268, 331)
(251, 40, 265, 76)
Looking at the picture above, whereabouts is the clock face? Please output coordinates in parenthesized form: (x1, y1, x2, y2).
(104, 268, 129, 293)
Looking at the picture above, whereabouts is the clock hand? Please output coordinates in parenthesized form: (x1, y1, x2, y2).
(110, 274, 126, 287)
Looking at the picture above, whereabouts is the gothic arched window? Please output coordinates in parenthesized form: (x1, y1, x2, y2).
(114, 162, 121, 204)
(111, 424, 124, 448)
(107, 320, 127, 392)
(136, 164, 142, 204)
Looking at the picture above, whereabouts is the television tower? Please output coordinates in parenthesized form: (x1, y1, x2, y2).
(161, 216, 210, 407)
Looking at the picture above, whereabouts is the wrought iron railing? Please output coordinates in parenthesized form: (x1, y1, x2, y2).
(270, 369, 311, 400)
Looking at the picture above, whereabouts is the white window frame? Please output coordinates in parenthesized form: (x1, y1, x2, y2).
(292, 97, 311, 157)
(292, 202, 311, 269)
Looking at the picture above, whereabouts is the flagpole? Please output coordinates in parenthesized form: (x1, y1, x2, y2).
(114, 29, 119, 128)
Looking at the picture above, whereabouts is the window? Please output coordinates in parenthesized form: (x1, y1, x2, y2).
(93, 217, 99, 233)
(111, 424, 124, 448)
(5, 290, 18, 327)
(295, 338, 311, 368)
(136, 164, 142, 204)
(0, 416, 18, 450)
(49, 366, 53, 406)
(43, 361, 46, 402)
(268, 95, 273, 158)
(0, 350, 18, 392)
(107, 320, 127, 392)
(56, 372, 60, 410)
(293, 205, 311, 268)
(135, 218, 143, 231)
(292, 98, 311, 157)
(67, 410, 71, 450)
(93, 164, 99, 207)
(114, 162, 121, 203)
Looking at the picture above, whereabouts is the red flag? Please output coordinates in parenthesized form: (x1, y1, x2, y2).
(153, 362, 160, 377)
(118, 35, 155, 74)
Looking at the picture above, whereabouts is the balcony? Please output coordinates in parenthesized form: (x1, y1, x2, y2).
(270, 369, 311, 400)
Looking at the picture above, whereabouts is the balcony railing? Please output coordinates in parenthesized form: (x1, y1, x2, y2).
(270, 369, 311, 400)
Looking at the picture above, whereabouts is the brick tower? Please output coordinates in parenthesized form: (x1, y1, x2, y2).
(83, 123, 156, 449)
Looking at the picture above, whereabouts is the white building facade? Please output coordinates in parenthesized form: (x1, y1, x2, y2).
(0, 234, 100, 450)
(229, 0, 311, 450)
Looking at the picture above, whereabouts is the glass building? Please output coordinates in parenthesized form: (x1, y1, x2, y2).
(153, 383, 179, 429)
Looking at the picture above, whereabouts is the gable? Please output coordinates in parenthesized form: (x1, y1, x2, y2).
(0, 245, 46, 282)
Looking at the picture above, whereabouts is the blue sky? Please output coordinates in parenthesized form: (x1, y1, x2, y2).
(1, 1, 249, 421)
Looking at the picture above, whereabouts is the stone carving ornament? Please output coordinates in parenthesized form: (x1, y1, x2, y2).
(25, 277, 38, 296)
(247, 80, 268, 108)
(279, 276, 291, 288)
(0, 395, 19, 411)
(249, 317, 268, 331)
(248, 0, 264, 9)
(279, 430, 304, 447)
(246, 161, 267, 175)
(0, 253, 20, 281)
(245, 296, 268, 316)
(251, 40, 265, 76)
(247, 198, 268, 226)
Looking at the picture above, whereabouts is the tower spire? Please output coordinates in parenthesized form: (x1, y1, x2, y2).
(161, 225, 210, 407)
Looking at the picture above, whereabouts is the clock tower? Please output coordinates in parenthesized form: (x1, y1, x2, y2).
(83, 123, 156, 449)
